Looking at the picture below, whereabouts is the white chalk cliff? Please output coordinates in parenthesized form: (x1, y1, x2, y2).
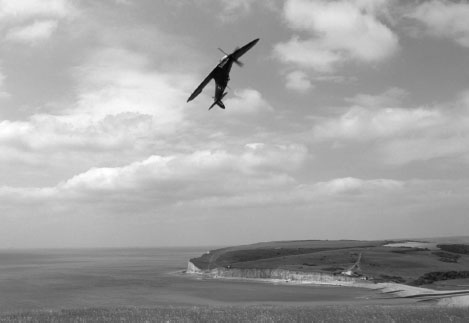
(187, 261, 366, 286)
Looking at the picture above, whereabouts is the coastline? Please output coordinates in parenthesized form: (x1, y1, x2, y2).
(186, 261, 469, 307)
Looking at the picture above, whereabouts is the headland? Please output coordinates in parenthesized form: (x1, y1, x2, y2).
(187, 238, 469, 306)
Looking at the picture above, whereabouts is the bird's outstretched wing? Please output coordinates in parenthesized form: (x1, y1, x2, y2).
(231, 38, 259, 62)
(187, 70, 215, 102)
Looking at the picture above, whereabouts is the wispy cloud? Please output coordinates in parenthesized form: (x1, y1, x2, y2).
(215, 0, 279, 22)
(73, 47, 188, 130)
(313, 106, 441, 142)
(223, 89, 273, 114)
(408, 0, 469, 48)
(0, 143, 308, 211)
(5, 20, 58, 44)
(313, 89, 469, 165)
(274, 0, 399, 74)
(0, 44, 195, 185)
(0, 68, 8, 99)
(0, 0, 75, 44)
(346, 87, 408, 108)
(285, 70, 313, 93)
(0, 0, 76, 108)
(218, 0, 255, 22)
(312, 177, 403, 195)
(0, 0, 73, 20)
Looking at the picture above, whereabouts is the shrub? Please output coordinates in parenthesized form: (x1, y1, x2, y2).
(437, 244, 469, 255)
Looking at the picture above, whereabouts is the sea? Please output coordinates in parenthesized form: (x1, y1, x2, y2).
(0, 247, 377, 313)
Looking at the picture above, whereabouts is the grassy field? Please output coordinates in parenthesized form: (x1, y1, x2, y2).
(1, 305, 469, 322)
(190, 238, 469, 288)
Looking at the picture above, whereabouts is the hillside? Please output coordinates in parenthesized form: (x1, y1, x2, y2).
(189, 238, 469, 289)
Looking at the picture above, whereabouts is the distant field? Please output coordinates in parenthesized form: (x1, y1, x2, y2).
(190, 238, 469, 288)
(2, 305, 469, 323)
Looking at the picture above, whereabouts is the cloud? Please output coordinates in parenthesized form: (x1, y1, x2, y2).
(313, 177, 403, 195)
(376, 91, 469, 164)
(0, 143, 308, 211)
(218, 0, 255, 21)
(190, 0, 279, 23)
(346, 87, 408, 108)
(179, 176, 404, 208)
(215, 0, 279, 22)
(0, 148, 408, 214)
(0, 45, 194, 175)
(0, 186, 56, 202)
(1, 0, 469, 247)
(313, 106, 441, 142)
(73, 47, 189, 132)
(5, 20, 58, 43)
(274, 0, 399, 73)
(0, 3, 232, 192)
(0, 1, 75, 106)
(60, 143, 307, 193)
(285, 70, 314, 93)
(0, 113, 154, 152)
(0, 68, 8, 99)
(313, 89, 469, 165)
(0, 0, 75, 44)
(274, 36, 343, 74)
(242, 143, 307, 172)
(223, 88, 273, 114)
(409, 0, 469, 47)
(0, 0, 73, 20)
(379, 136, 468, 166)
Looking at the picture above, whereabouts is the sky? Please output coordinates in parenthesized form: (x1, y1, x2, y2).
(1, 0, 469, 248)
